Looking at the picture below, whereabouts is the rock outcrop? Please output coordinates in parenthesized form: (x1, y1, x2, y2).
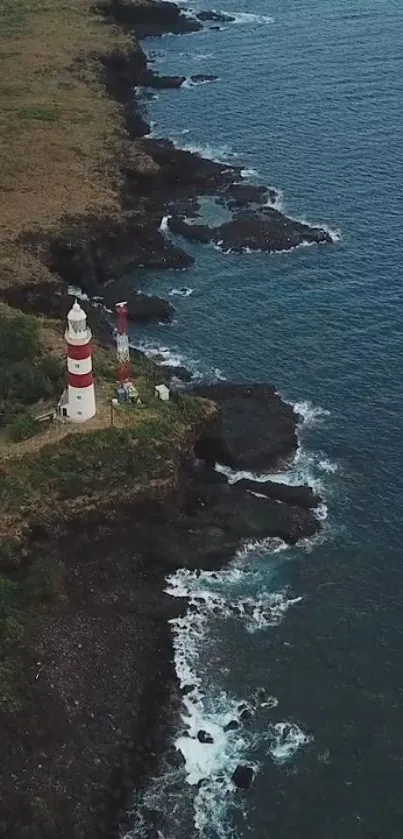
(192, 383, 300, 471)
(168, 211, 332, 254)
(232, 765, 255, 790)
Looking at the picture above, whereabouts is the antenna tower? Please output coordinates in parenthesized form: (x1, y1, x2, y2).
(115, 302, 131, 384)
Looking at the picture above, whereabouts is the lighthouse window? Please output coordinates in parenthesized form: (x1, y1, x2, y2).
(76, 395, 81, 401)
(70, 320, 85, 333)
(75, 363, 80, 369)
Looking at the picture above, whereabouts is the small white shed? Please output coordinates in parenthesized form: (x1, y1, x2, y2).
(155, 383, 170, 402)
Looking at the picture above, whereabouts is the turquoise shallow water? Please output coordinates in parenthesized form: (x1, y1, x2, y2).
(127, 2, 403, 836)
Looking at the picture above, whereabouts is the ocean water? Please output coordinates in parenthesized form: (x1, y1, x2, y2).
(125, 2, 403, 837)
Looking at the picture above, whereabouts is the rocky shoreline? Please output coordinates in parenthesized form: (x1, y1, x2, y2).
(1, 3, 329, 837)
(3, 384, 322, 839)
(0, 0, 334, 329)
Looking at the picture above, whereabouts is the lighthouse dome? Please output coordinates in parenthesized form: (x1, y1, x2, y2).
(68, 300, 86, 322)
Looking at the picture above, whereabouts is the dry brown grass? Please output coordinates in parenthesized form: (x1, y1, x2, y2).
(0, 0, 132, 286)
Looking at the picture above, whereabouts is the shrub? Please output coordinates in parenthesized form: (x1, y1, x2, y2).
(0, 313, 40, 361)
(7, 411, 40, 442)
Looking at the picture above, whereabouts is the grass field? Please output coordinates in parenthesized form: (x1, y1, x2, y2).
(0, 0, 133, 289)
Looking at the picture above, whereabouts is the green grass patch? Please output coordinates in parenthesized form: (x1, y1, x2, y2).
(0, 392, 208, 515)
(0, 310, 64, 428)
(0, 0, 29, 37)
(18, 105, 60, 123)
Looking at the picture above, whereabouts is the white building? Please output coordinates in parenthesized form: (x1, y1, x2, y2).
(59, 300, 96, 422)
(155, 383, 170, 402)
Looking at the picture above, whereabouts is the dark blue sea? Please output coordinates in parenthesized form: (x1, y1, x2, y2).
(125, 2, 403, 837)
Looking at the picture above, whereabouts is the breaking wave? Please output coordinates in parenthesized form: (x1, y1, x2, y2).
(161, 560, 311, 837)
(180, 139, 240, 163)
(230, 11, 275, 25)
(134, 338, 227, 383)
(266, 722, 313, 764)
(182, 76, 219, 88)
(293, 399, 331, 426)
(159, 213, 170, 232)
(168, 286, 194, 297)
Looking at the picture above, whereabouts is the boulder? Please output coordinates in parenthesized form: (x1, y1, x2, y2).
(197, 729, 214, 744)
(232, 764, 255, 790)
(223, 720, 240, 732)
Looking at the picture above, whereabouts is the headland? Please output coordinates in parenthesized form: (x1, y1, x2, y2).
(0, 2, 329, 836)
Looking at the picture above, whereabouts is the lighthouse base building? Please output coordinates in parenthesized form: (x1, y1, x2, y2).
(58, 300, 96, 422)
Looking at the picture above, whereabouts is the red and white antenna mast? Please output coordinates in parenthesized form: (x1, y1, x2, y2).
(115, 302, 131, 384)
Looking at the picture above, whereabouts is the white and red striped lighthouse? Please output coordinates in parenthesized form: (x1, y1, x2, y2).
(63, 300, 96, 422)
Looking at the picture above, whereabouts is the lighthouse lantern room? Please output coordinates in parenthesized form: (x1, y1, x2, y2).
(59, 300, 96, 422)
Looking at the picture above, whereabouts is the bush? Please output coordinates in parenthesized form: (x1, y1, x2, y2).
(0, 314, 40, 361)
(7, 411, 40, 442)
(0, 314, 64, 429)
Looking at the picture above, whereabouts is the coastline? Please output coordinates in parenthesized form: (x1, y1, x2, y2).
(0, 2, 330, 837)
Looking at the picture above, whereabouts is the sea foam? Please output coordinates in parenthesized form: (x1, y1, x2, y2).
(267, 722, 313, 764)
(135, 338, 227, 383)
(163, 554, 312, 836)
(168, 287, 194, 297)
(230, 11, 275, 25)
(182, 76, 219, 89)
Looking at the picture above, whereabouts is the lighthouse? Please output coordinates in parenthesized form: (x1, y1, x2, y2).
(60, 300, 96, 422)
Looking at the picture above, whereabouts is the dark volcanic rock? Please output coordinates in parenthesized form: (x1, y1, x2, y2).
(0, 281, 114, 347)
(197, 729, 214, 744)
(168, 217, 213, 243)
(22, 214, 194, 299)
(1, 280, 71, 320)
(99, 0, 203, 37)
(168, 208, 332, 255)
(196, 10, 236, 23)
(154, 465, 319, 560)
(232, 765, 255, 790)
(191, 383, 299, 471)
(139, 70, 186, 89)
(125, 293, 174, 324)
(155, 364, 193, 383)
(238, 478, 320, 509)
(224, 182, 277, 208)
(216, 211, 332, 253)
(100, 47, 150, 137)
(224, 720, 240, 732)
(124, 138, 239, 196)
(103, 290, 174, 324)
(189, 74, 219, 84)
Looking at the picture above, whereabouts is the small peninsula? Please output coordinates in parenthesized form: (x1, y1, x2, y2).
(0, 2, 327, 837)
